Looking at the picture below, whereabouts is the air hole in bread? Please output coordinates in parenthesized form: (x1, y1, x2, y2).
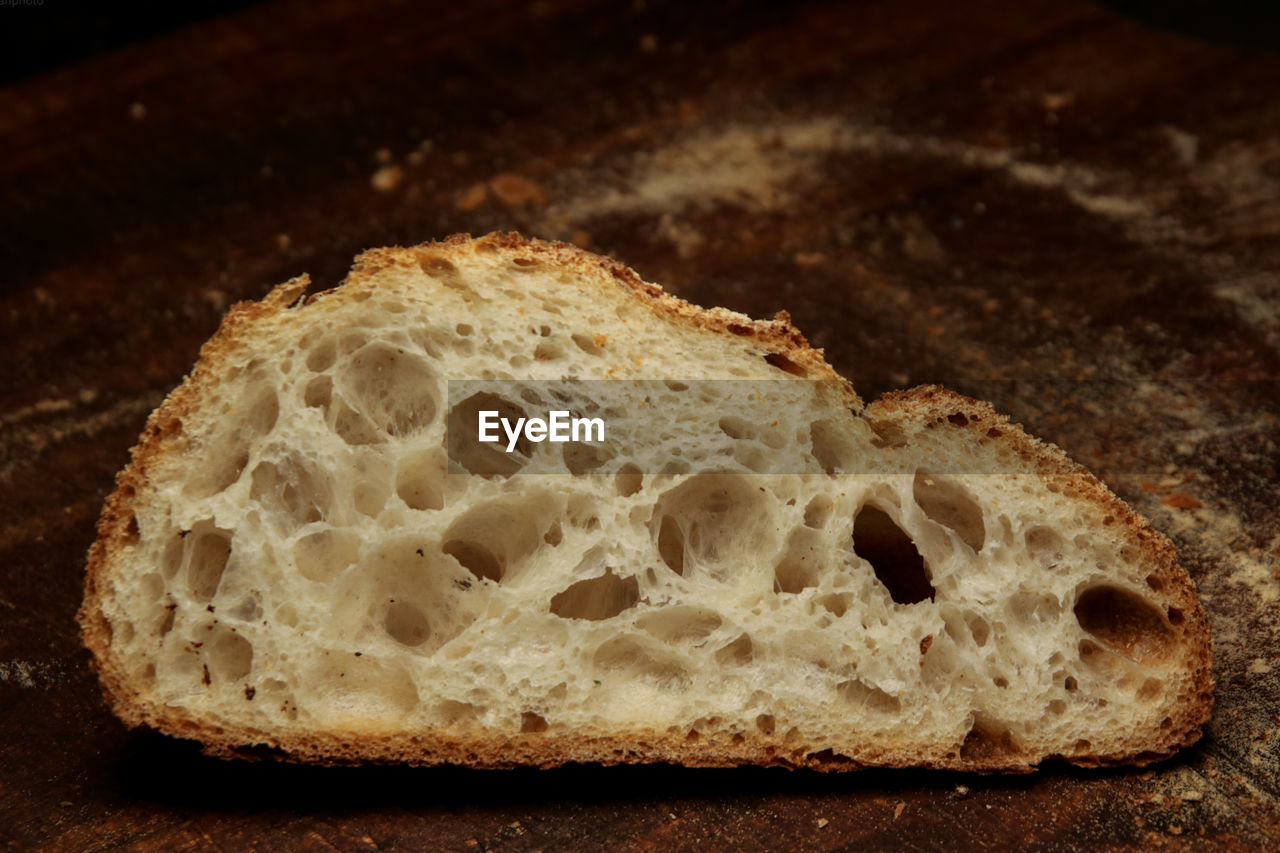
(324, 659, 420, 719)
(593, 637, 685, 688)
(913, 471, 985, 552)
(650, 474, 772, 579)
(1073, 585, 1174, 663)
(1138, 678, 1163, 703)
(818, 592, 851, 617)
(396, 449, 444, 511)
(335, 343, 438, 438)
(1047, 699, 1066, 715)
(447, 392, 530, 476)
(566, 494, 601, 530)
(719, 416, 756, 440)
(614, 464, 643, 497)
(803, 495, 833, 529)
(294, 529, 360, 583)
(531, 522, 558, 550)
(208, 627, 253, 682)
(733, 443, 770, 473)
(161, 535, 184, 580)
(763, 352, 806, 377)
(123, 514, 141, 546)
(1009, 590, 1060, 624)
(384, 600, 431, 646)
(1145, 574, 1164, 592)
(248, 387, 280, 436)
(443, 540, 503, 583)
(571, 333, 604, 356)
(1064, 675, 1078, 692)
(656, 515, 685, 576)
(304, 375, 333, 410)
(533, 341, 564, 361)
(1167, 607, 1183, 625)
(329, 396, 383, 446)
(562, 441, 613, 475)
(185, 523, 232, 601)
(137, 572, 164, 606)
(960, 717, 1016, 761)
(659, 459, 691, 476)
(837, 679, 902, 714)
(158, 600, 176, 636)
(852, 505, 934, 605)
(1025, 526, 1066, 568)
(521, 711, 549, 733)
(755, 713, 776, 735)
(637, 607, 722, 643)
(306, 339, 338, 372)
(250, 459, 329, 525)
(1077, 639, 1124, 680)
(182, 446, 250, 500)
(416, 252, 460, 280)
(715, 633, 754, 665)
(226, 594, 262, 622)
(775, 528, 822, 594)
(810, 418, 853, 474)
(966, 613, 991, 647)
(549, 571, 640, 620)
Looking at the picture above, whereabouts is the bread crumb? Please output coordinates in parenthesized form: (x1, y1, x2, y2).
(793, 251, 825, 266)
(893, 802, 905, 820)
(490, 173, 547, 207)
(129, 102, 146, 120)
(458, 183, 488, 211)
(371, 165, 404, 192)
(1042, 92, 1075, 111)
(1162, 126, 1199, 166)
(815, 818, 828, 828)
(1247, 658, 1272, 675)
(1169, 824, 1183, 835)
(954, 784, 970, 798)
(1181, 790, 1203, 801)
(1160, 492, 1202, 509)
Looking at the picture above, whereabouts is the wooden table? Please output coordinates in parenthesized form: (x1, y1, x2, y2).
(2, 1, 1277, 849)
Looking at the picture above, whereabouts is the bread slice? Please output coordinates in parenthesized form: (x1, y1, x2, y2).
(79, 232, 1212, 771)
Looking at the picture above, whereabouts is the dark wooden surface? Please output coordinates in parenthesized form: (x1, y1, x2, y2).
(2, 1, 1278, 849)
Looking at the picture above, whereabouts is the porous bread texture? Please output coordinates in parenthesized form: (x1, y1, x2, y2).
(80, 233, 1212, 772)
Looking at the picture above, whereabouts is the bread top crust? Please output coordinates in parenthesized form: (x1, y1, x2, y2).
(78, 232, 1213, 772)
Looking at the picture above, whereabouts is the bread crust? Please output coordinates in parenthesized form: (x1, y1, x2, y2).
(78, 233, 1213, 772)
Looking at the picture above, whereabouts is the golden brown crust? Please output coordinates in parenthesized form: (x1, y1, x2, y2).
(79, 234, 1212, 773)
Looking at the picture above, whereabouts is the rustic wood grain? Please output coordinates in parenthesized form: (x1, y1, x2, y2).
(2, 0, 1277, 849)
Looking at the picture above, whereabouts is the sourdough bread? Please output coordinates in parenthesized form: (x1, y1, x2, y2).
(79, 233, 1212, 771)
